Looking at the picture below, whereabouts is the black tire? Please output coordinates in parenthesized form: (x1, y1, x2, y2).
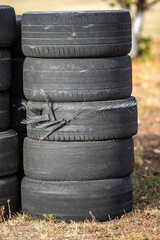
(0, 176, 19, 216)
(0, 92, 10, 131)
(21, 176, 133, 221)
(24, 56, 132, 102)
(0, 130, 19, 177)
(24, 137, 134, 181)
(10, 96, 26, 133)
(19, 133, 27, 161)
(18, 133, 27, 180)
(0, 6, 16, 47)
(22, 10, 131, 58)
(11, 15, 24, 58)
(0, 48, 11, 92)
(11, 58, 24, 95)
(26, 97, 137, 141)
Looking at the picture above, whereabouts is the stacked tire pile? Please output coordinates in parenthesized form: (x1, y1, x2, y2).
(21, 10, 138, 221)
(0, 6, 19, 216)
(10, 15, 26, 179)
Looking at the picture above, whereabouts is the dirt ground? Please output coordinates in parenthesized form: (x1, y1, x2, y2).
(133, 53, 160, 170)
(1, 0, 117, 13)
(132, 3, 160, 169)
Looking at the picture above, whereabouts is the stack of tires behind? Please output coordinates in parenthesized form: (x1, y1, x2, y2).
(21, 10, 138, 221)
(0, 5, 19, 216)
(10, 15, 26, 180)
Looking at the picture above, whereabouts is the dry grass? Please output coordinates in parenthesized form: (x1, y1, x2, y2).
(0, 1, 160, 239)
(0, 207, 159, 240)
(0, 166, 159, 240)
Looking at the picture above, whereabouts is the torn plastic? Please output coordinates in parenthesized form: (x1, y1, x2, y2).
(21, 89, 139, 141)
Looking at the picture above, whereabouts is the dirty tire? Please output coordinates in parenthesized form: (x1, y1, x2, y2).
(21, 176, 133, 221)
(0, 92, 10, 131)
(18, 133, 27, 181)
(24, 56, 132, 102)
(0, 130, 19, 177)
(0, 176, 19, 216)
(0, 6, 16, 47)
(22, 10, 131, 58)
(0, 48, 11, 92)
(11, 58, 24, 95)
(11, 15, 24, 57)
(24, 137, 134, 180)
(10, 95, 26, 133)
(26, 97, 137, 141)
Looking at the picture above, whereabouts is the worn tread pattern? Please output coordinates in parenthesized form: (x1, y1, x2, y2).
(0, 48, 11, 92)
(22, 10, 131, 57)
(24, 137, 134, 181)
(22, 43, 131, 58)
(0, 130, 19, 177)
(24, 56, 132, 102)
(0, 5, 16, 47)
(26, 97, 137, 141)
(21, 176, 133, 221)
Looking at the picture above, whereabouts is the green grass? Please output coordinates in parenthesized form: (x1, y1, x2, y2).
(132, 167, 160, 209)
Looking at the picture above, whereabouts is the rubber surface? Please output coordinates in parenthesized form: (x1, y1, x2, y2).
(10, 96, 26, 133)
(24, 137, 134, 180)
(21, 176, 133, 221)
(11, 15, 24, 57)
(0, 5, 16, 47)
(24, 56, 132, 102)
(0, 176, 19, 216)
(22, 10, 131, 58)
(0, 48, 11, 92)
(0, 92, 10, 131)
(0, 130, 19, 177)
(26, 97, 137, 141)
(18, 133, 27, 180)
(11, 58, 24, 96)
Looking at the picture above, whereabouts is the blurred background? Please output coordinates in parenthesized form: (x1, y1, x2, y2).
(1, 0, 160, 169)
